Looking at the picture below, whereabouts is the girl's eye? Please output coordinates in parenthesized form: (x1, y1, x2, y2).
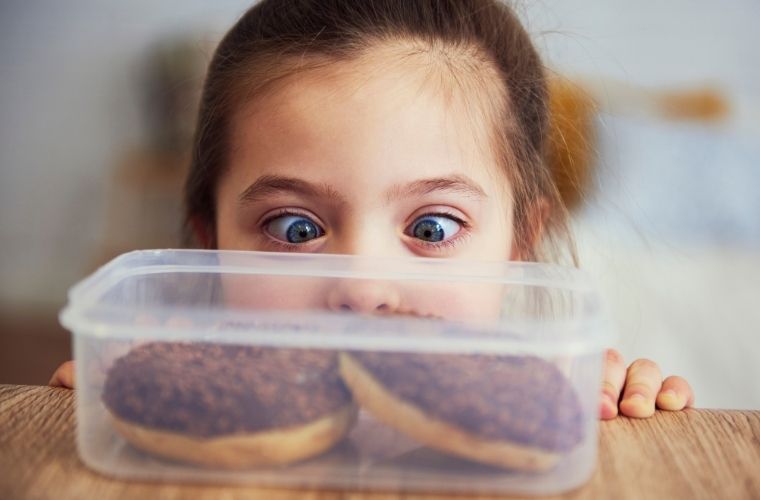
(407, 215, 462, 243)
(264, 215, 324, 244)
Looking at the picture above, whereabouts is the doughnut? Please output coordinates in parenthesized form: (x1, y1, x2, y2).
(339, 351, 584, 471)
(102, 342, 357, 468)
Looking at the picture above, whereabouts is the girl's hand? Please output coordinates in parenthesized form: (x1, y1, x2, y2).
(600, 349, 694, 419)
(49, 360, 75, 389)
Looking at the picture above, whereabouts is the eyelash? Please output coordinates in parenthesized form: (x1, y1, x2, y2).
(406, 211, 471, 254)
(414, 233, 470, 253)
(259, 208, 325, 252)
(265, 238, 311, 253)
(422, 211, 471, 249)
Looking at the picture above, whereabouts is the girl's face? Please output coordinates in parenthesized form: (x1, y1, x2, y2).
(214, 50, 515, 319)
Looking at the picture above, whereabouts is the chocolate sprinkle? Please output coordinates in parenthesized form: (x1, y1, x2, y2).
(103, 342, 351, 437)
(350, 351, 585, 452)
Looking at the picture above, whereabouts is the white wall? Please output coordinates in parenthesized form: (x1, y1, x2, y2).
(0, 0, 251, 307)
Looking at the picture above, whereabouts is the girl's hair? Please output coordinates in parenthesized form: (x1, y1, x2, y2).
(184, 0, 574, 263)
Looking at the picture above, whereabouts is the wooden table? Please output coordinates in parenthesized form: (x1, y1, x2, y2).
(1, 384, 758, 499)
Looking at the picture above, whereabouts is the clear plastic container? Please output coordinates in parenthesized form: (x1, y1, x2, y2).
(59, 249, 609, 495)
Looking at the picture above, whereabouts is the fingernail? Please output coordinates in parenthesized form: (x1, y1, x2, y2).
(626, 394, 647, 409)
(603, 392, 616, 406)
(599, 394, 618, 419)
(621, 393, 653, 418)
(657, 389, 682, 410)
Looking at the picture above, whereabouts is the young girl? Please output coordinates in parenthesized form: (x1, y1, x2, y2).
(51, 0, 693, 419)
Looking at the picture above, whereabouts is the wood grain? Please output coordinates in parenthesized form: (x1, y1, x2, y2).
(1, 384, 758, 500)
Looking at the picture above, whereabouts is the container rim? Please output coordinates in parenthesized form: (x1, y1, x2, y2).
(60, 249, 611, 355)
(68, 249, 597, 303)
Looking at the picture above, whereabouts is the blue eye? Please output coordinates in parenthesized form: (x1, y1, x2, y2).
(265, 215, 324, 244)
(408, 215, 462, 243)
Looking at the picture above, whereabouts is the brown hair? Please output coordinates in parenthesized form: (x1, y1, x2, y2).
(184, 0, 573, 263)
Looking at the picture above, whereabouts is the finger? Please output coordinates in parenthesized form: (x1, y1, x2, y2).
(619, 359, 663, 418)
(599, 349, 627, 420)
(656, 375, 695, 411)
(49, 360, 76, 389)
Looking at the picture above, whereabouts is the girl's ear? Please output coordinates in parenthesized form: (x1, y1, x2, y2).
(190, 216, 216, 249)
(510, 197, 551, 261)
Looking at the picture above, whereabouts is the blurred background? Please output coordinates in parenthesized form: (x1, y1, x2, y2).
(1, 1, 758, 408)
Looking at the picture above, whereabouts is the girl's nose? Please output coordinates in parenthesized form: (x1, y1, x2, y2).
(326, 279, 401, 314)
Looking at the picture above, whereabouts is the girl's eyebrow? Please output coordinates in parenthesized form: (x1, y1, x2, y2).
(386, 175, 487, 202)
(238, 174, 346, 205)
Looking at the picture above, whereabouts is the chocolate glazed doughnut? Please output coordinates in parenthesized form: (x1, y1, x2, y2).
(103, 342, 357, 468)
(339, 351, 584, 471)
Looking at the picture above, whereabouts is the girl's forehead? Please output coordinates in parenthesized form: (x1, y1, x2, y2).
(228, 47, 508, 193)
